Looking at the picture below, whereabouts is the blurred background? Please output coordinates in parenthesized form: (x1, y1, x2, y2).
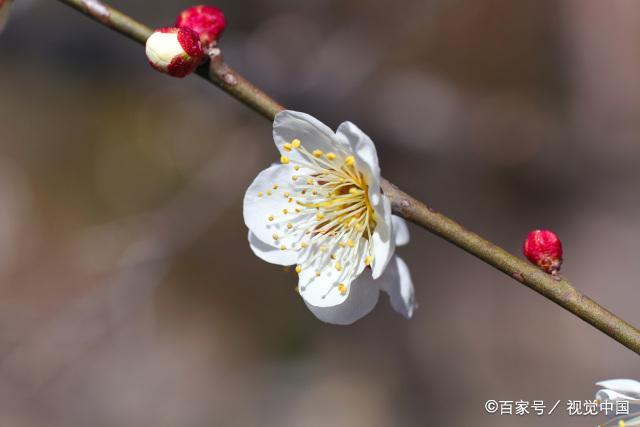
(1, 0, 639, 425)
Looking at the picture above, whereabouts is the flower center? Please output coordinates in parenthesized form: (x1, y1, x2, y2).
(264, 138, 377, 294)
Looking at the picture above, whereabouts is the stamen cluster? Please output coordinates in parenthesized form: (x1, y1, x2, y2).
(261, 138, 376, 295)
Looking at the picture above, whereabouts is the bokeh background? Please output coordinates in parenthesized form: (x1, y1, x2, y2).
(1, 0, 639, 425)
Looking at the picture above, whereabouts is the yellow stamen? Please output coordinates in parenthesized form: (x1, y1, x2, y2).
(258, 192, 264, 197)
(280, 156, 290, 164)
(272, 233, 278, 240)
(294, 165, 300, 171)
(347, 239, 354, 248)
(295, 265, 302, 274)
(365, 255, 373, 266)
(338, 283, 347, 295)
(316, 271, 321, 277)
(292, 175, 298, 181)
(283, 192, 290, 197)
(283, 209, 288, 214)
(306, 178, 314, 185)
(267, 190, 272, 196)
(312, 149, 323, 157)
(335, 262, 342, 271)
(316, 213, 325, 220)
(268, 215, 274, 221)
(280, 244, 286, 251)
(326, 152, 336, 160)
(292, 139, 301, 148)
(287, 223, 293, 229)
(345, 156, 355, 166)
(283, 143, 292, 152)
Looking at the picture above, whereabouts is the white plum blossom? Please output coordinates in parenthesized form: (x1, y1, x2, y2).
(596, 379, 640, 426)
(243, 110, 416, 324)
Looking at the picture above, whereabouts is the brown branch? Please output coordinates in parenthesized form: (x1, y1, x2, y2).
(56, 0, 640, 354)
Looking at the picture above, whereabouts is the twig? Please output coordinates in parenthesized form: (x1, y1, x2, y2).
(55, 0, 640, 354)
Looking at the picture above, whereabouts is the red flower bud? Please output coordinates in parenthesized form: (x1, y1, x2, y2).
(523, 229, 563, 274)
(176, 5, 227, 49)
(145, 27, 205, 78)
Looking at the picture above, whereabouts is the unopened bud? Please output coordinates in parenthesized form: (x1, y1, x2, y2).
(145, 27, 204, 78)
(523, 229, 563, 275)
(176, 5, 227, 49)
(0, 0, 12, 33)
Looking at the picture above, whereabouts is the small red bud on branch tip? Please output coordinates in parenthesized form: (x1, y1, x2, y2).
(145, 27, 204, 78)
(176, 5, 227, 50)
(523, 229, 563, 275)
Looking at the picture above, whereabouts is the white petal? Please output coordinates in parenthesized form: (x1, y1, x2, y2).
(298, 267, 350, 308)
(392, 215, 410, 246)
(623, 415, 640, 426)
(145, 31, 184, 69)
(379, 256, 416, 318)
(273, 110, 349, 163)
(243, 163, 309, 261)
(597, 380, 640, 399)
(371, 195, 395, 279)
(298, 241, 367, 308)
(596, 389, 638, 402)
(304, 271, 380, 325)
(248, 231, 299, 265)
(336, 121, 381, 185)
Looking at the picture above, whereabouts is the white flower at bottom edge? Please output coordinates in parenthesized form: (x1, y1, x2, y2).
(243, 110, 416, 325)
(0, 0, 12, 33)
(595, 379, 640, 426)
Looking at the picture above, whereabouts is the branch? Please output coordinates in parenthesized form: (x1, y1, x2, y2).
(56, 0, 640, 354)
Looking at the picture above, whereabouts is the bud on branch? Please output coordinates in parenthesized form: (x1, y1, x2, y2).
(145, 27, 204, 78)
(523, 229, 563, 276)
(176, 5, 226, 50)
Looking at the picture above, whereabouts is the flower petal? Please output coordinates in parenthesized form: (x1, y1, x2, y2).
(618, 414, 640, 427)
(624, 416, 640, 426)
(597, 380, 640, 399)
(243, 163, 310, 262)
(379, 256, 416, 318)
(371, 195, 395, 279)
(297, 266, 350, 308)
(298, 239, 367, 308)
(336, 121, 381, 185)
(596, 390, 638, 403)
(392, 215, 410, 246)
(273, 110, 349, 163)
(304, 271, 380, 325)
(248, 231, 299, 265)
